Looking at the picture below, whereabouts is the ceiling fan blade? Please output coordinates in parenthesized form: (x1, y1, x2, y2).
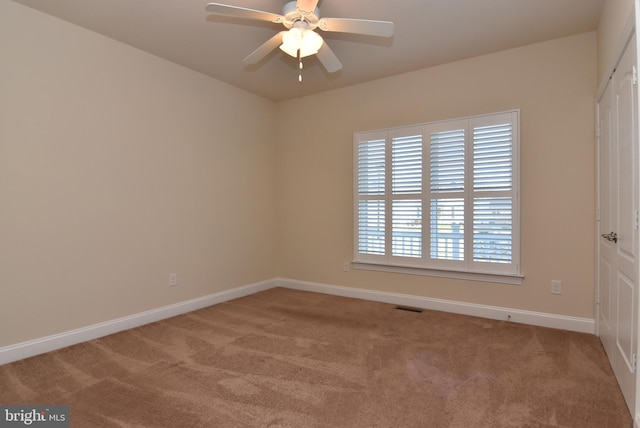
(243, 32, 286, 64)
(205, 3, 282, 23)
(319, 18, 394, 37)
(316, 43, 343, 73)
(295, 0, 320, 13)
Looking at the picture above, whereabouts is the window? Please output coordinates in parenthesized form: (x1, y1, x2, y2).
(354, 111, 520, 280)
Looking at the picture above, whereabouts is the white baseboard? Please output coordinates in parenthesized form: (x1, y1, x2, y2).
(1, 277, 595, 365)
(0, 279, 275, 365)
(275, 278, 595, 334)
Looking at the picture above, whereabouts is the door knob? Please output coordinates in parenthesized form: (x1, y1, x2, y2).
(601, 232, 618, 243)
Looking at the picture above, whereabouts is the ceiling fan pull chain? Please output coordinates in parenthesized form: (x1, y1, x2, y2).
(298, 52, 303, 82)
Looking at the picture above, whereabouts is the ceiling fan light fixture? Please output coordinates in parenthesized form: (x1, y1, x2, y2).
(279, 26, 323, 58)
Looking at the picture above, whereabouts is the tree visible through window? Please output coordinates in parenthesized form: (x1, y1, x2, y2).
(354, 111, 520, 276)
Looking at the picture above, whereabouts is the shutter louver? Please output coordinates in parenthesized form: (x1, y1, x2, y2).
(473, 123, 512, 191)
(392, 135, 422, 194)
(358, 140, 385, 195)
(431, 129, 465, 193)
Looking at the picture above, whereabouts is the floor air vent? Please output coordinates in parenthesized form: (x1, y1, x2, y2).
(395, 306, 423, 313)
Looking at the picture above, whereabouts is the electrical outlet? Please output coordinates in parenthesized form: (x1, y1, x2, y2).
(169, 273, 177, 287)
(551, 280, 562, 295)
(342, 261, 350, 272)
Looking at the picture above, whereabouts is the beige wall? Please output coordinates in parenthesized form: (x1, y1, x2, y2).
(276, 32, 598, 319)
(598, 0, 634, 83)
(0, 2, 278, 346)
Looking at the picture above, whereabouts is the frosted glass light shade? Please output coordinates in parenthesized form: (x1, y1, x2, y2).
(299, 30, 323, 57)
(280, 27, 302, 57)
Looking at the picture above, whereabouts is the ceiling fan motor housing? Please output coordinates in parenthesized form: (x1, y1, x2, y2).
(282, 1, 320, 30)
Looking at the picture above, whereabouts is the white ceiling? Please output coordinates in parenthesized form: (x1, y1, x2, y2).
(12, 0, 605, 102)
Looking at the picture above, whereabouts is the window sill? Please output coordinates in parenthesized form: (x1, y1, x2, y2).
(352, 262, 524, 285)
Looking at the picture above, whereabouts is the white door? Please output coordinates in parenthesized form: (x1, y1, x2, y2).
(597, 33, 639, 415)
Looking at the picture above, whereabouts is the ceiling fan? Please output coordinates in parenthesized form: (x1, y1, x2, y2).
(205, 0, 394, 75)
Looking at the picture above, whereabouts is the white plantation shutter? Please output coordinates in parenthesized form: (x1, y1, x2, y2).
(470, 112, 518, 273)
(356, 133, 387, 262)
(472, 123, 513, 263)
(354, 111, 519, 277)
(391, 131, 423, 260)
(426, 120, 467, 269)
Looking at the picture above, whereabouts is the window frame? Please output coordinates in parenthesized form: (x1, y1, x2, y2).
(353, 110, 522, 284)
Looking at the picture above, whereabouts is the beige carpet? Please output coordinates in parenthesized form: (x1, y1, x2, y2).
(0, 287, 632, 427)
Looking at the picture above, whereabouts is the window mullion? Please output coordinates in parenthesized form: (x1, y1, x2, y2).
(463, 122, 474, 272)
(384, 133, 393, 263)
(423, 125, 430, 268)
